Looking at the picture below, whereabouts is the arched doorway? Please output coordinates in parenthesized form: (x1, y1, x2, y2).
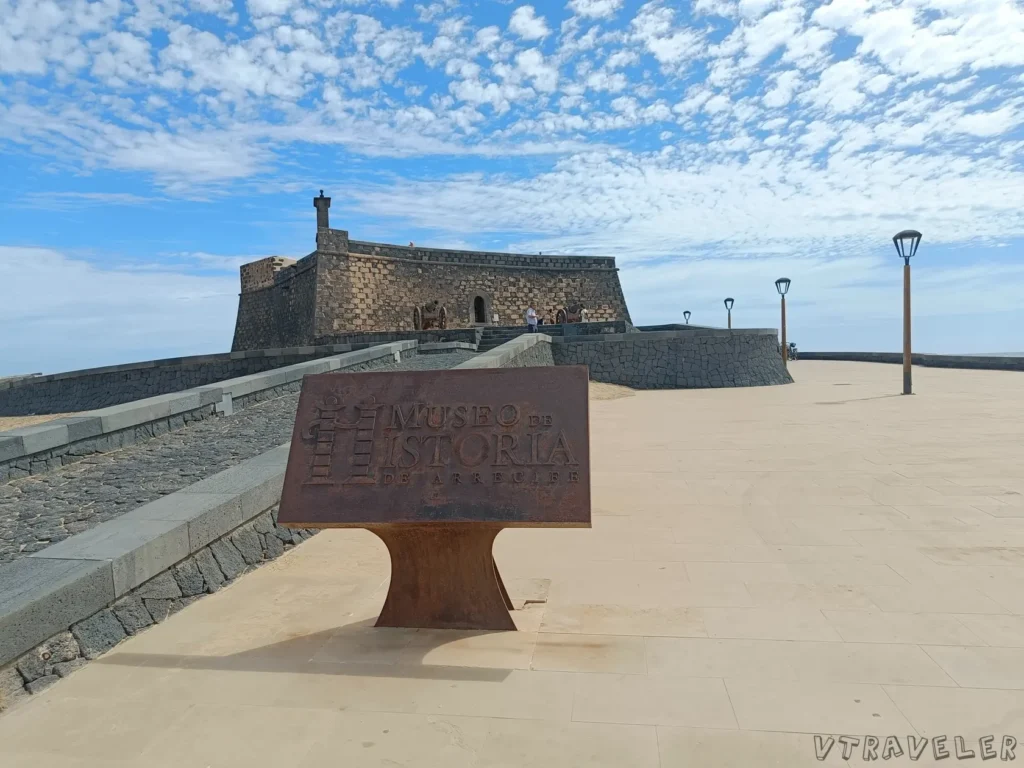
(473, 295, 487, 324)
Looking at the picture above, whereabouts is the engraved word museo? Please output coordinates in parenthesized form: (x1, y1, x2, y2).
(302, 394, 582, 488)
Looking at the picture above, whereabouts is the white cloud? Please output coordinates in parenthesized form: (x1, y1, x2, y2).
(740, 6, 807, 67)
(475, 25, 502, 49)
(805, 59, 868, 114)
(3, 0, 1024, 363)
(90, 32, 154, 85)
(631, 2, 704, 68)
(704, 93, 731, 114)
(864, 73, 892, 95)
(0, 246, 238, 375)
(568, 0, 623, 19)
(812, 0, 1024, 80)
(248, 0, 293, 15)
(763, 70, 801, 108)
(738, 0, 777, 19)
(344, 144, 1023, 256)
(509, 6, 550, 40)
(585, 69, 628, 92)
(954, 105, 1023, 137)
(21, 192, 163, 209)
(516, 49, 559, 92)
(605, 49, 638, 69)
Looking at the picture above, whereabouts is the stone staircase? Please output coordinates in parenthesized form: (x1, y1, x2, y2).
(476, 324, 566, 352)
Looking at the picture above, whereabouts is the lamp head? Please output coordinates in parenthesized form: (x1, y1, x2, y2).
(892, 230, 922, 263)
(775, 277, 791, 296)
(724, 297, 734, 311)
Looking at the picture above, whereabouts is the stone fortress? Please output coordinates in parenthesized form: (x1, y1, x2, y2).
(231, 191, 632, 351)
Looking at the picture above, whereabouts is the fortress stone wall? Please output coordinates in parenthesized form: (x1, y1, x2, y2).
(231, 193, 631, 351)
(552, 330, 793, 389)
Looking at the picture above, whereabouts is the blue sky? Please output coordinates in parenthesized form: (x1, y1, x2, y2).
(2, 0, 1024, 374)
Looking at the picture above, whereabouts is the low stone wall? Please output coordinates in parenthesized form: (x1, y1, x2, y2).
(560, 320, 632, 337)
(0, 342, 415, 484)
(800, 352, 1024, 372)
(551, 330, 792, 389)
(455, 333, 554, 369)
(0, 445, 307, 710)
(0, 374, 41, 386)
(636, 323, 718, 332)
(418, 342, 478, 354)
(0, 344, 377, 416)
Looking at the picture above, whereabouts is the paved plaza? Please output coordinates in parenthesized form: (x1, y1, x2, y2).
(2, 360, 1024, 766)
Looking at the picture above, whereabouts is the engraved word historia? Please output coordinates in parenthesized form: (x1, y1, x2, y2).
(303, 396, 582, 488)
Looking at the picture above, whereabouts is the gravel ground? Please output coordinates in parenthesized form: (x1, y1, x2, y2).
(0, 413, 80, 432)
(0, 351, 475, 563)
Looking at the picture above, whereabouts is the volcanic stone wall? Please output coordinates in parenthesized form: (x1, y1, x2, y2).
(0, 344, 355, 417)
(552, 330, 793, 389)
(231, 255, 317, 351)
(231, 232, 632, 351)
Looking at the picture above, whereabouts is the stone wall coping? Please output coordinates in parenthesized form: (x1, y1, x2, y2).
(0, 341, 416, 466)
(271, 254, 317, 286)
(801, 352, 1024, 371)
(455, 333, 553, 369)
(417, 342, 478, 353)
(346, 238, 617, 267)
(552, 329, 780, 343)
(336, 250, 620, 274)
(0, 442, 293, 666)
(0, 344, 360, 391)
(635, 323, 720, 331)
(0, 374, 42, 385)
(239, 255, 318, 295)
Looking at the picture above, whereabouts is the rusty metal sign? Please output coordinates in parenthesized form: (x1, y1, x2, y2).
(278, 366, 591, 528)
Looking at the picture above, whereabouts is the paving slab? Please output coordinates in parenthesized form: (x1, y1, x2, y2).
(3, 362, 1024, 766)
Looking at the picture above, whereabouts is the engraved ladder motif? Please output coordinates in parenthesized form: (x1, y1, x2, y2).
(302, 394, 382, 485)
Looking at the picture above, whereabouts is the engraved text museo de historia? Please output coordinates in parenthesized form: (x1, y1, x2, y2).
(377, 402, 580, 487)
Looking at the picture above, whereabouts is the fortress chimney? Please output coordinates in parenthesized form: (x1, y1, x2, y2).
(314, 190, 331, 229)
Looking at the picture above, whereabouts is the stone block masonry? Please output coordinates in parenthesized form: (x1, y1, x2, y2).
(0, 342, 357, 417)
(0, 501, 318, 709)
(231, 255, 318, 350)
(503, 339, 556, 368)
(454, 329, 792, 391)
(312, 244, 630, 341)
(552, 330, 793, 389)
(231, 196, 633, 351)
(316, 327, 484, 348)
(454, 332, 554, 370)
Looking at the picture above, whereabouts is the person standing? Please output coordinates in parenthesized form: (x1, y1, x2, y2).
(525, 305, 538, 333)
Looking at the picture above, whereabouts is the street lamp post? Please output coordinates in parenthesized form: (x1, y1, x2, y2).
(892, 230, 922, 395)
(683, 310, 691, 324)
(775, 278, 791, 367)
(724, 298, 734, 329)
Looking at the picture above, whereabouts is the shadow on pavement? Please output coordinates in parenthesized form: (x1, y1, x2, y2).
(93, 618, 517, 683)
